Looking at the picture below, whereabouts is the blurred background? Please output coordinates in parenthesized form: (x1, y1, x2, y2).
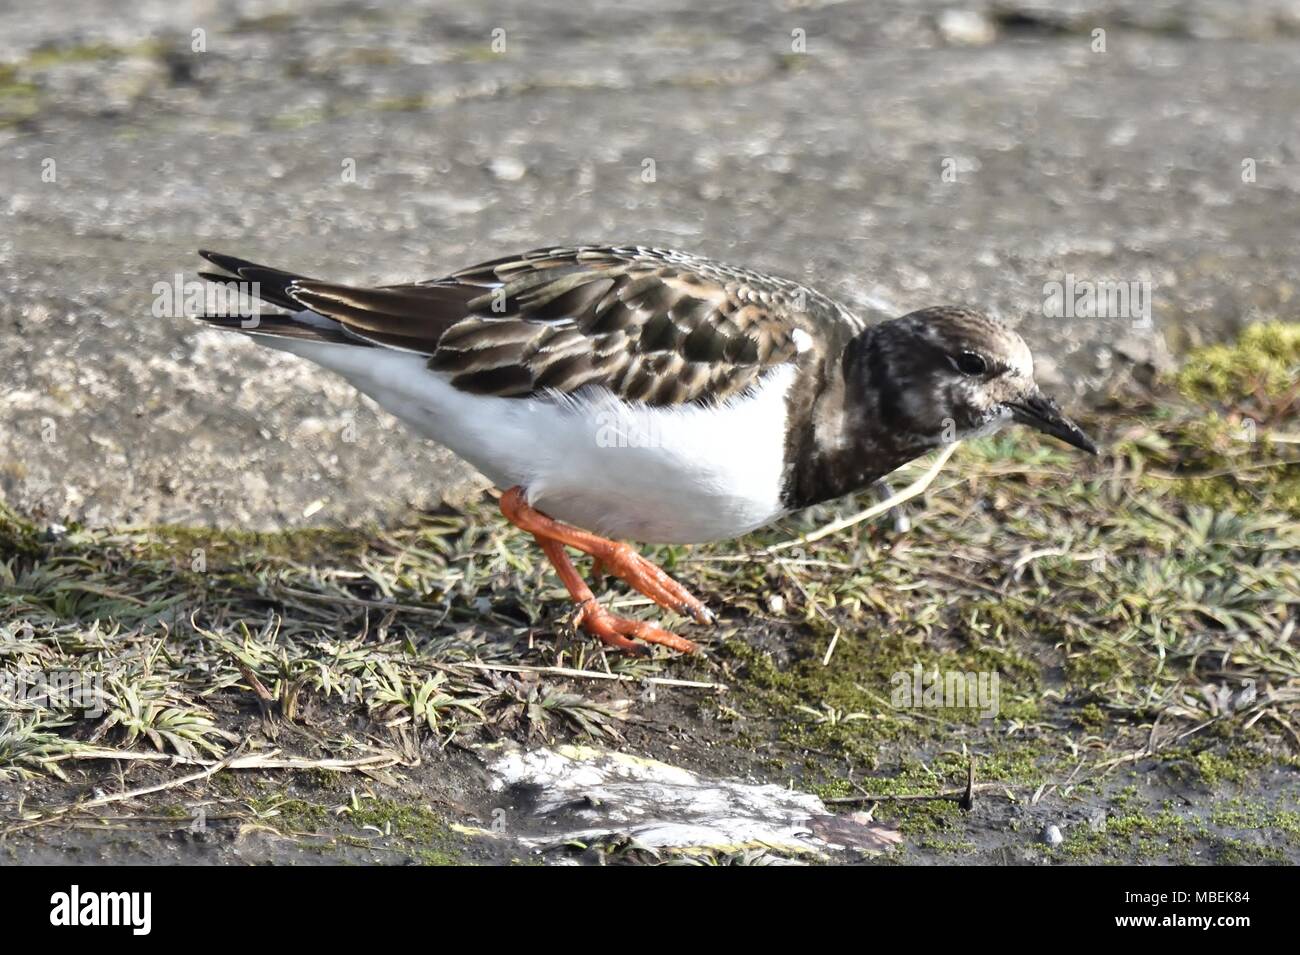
(1, 0, 1297, 529)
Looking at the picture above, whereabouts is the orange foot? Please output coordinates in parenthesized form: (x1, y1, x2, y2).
(575, 596, 698, 654)
(499, 487, 707, 653)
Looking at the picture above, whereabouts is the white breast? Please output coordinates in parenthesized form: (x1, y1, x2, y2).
(269, 338, 795, 544)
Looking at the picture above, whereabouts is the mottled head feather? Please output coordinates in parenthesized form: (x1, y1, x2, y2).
(894, 306, 1034, 380)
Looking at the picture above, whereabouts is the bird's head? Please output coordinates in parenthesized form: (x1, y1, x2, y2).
(870, 306, 1098, 455)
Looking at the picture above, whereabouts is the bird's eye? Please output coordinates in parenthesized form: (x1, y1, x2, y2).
(954, 351, 989, 377)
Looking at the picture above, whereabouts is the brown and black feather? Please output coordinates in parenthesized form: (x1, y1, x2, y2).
(197, 245, 865, 408)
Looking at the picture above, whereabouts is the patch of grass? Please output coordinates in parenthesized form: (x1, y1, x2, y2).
(1128, 320, 1300, 514)
(1058, 804, 1200, 862)
(1175, 321, 1300, 408)
(0, 717, 75, 781)
(1209, 799, 1300, 837)
(244, 790, 469, 865)
(250, 795, 331, 832)
(1054, 788, 1300, 864)
(335, 795, 465, 865)
(0, 492, 662, 787)
(1174, 747, 1274, 787)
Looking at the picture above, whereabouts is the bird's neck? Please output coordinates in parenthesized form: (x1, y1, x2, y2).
(781, 325, 931, 510)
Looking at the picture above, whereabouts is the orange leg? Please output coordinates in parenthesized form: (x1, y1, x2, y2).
(533, 537, 696, 654)
(499, 487, 707, 653)
(500, 487, 713, 625)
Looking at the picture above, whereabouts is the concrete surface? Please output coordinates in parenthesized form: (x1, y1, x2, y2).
(1, 0, 1297, 528)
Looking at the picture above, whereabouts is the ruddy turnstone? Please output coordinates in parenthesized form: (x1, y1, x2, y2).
(194, 245, 1097, 654)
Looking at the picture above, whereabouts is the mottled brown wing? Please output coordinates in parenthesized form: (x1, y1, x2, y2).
(288, 246, 831, 406)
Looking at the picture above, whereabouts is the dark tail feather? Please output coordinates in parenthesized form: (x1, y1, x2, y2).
(195, 250, 372, 346)
(198, 249, 313, 312)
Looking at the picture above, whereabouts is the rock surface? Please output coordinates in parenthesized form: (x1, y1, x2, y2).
(1, 0, 1297, 528)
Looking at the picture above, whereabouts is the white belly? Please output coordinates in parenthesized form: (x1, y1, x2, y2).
(271, 340, 794, 544)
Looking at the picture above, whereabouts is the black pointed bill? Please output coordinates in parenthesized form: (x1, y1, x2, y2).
(1005, 392, 1099, 455)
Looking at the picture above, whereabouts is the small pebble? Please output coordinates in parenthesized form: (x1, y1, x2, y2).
(1041, 823, 1064, 847)
(489, 157, 527, 182)
(937, 10, 997, 47)
(1230, 682, 1257, 711)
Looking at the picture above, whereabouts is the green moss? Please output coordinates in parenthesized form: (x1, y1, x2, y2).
(1209, 800, 1300, 837)
(1214, 838, 1286, 864)
(0, 66, 39, 100)
(23, 43, 124, 68)
(1114, 320, 1300, 516)
(452, 45, 507, 63)
(918, 835, 976, 855)
(0, 503, 43, 557)
(137, 523, 375, 567)
(340, 799, 464, 865)
(721, 623, 1042, 766)
(1065, 644, 1127, 686)
(996, 696, 1042, 722)
(1059, 806, 1199, 862)
(252, 796, 331, 832)
(1177, 747, 1273, 787)
(1075, 703, 1107, 729)
(372, 95, 433, 114)
(268, 107, 332, 130)
(1175, 322, 1300, 405)
(343, 799, 442, 838)
(295, 767, 342, 790)
(230, 12, 300, 33)
(249, 795, 466, 865)
(887, 799, 963, 837)
(810, 779, 855, 800)
(15, 40, 166, 70)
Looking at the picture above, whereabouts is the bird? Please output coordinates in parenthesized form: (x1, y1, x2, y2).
(191, 245, 1098, 654)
